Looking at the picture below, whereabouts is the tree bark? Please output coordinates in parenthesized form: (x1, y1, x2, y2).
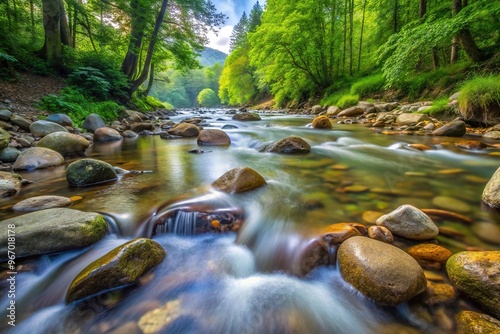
(451, 0, 483, 63)
(42, 0, 63, 70)
(349, 0, 354, 76)
(58, 0, 71, 47)
(145, 63, 155, 96)
(419, 0, 427, 19)
(121, 0, 147, 78)
(358, 0, 366, 72)
(128, 0, 169, 96)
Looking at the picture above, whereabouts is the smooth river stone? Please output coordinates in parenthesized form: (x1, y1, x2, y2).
(0, 172, 22, 197)
(12, 147, 65, 171)
(432, 196, 471, 213)
(13, 195, 72, 212)
(472, 222, 500, 244)
(482, 167, 500, 208)
(212, 167, 266, 193)
(337, 236, 427, 306)
(447, 251, 500, 318)
(456, 311, 500, 334)
(311, 115, 332, 129)
(376, 204, 439, 240)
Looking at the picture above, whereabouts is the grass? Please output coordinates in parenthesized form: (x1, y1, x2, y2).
(337, 94, 359, 109)
(350, 74, 385, 98)
(458, 75, 500, 124)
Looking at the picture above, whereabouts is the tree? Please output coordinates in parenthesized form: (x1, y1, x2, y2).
(197, 88, 219, 107)
(40, 0, 71, 70)
(248, 1, 263, 32)
(229, 12, 248, 52)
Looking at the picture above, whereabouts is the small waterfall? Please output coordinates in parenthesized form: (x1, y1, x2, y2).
(164, 210, 199, 235)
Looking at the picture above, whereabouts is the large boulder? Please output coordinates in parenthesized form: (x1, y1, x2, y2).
(432, 120, 466, 137)
(0, 172, 22, 197)
(376, 204, 438, 240)
(232, 112, 261, 121)
(37, 132, 90, 156)
(0, 208, 107, 260)
(93, 127, 123, 142)
(447, 251, 500, 318)
(481, 167, 500, 208)
(30, 120, 68, 137)
(212, 167, 267, 193)
(167, 122, 200, 137)
(396, 113, 430, 126)
(338, 236, 427, 306)
(197, 129, 231, 146)
(13, 195, 72, 212)
(82, 113, 106, 133)
(10, 114, 32, 131)
(66, 158, 118, 187)
(45, 113, 73, 127)
(259, 136, 311, 153)
(12, 147, 65, 171)
(337, 106, 364, 118)
(456, 311, 500, 334)
(66, 238, 165, 302)
(312, 116, 332, 129)
(0, 127, 10, 150)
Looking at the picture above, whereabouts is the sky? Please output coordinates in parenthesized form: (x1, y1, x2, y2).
(207, 0, 265, 54)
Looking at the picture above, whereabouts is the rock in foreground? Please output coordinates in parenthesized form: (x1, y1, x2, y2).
(0, 208, 107, 260)
(338, 236, 427, 306)
(482, 167, 500, 208)
(13, 195, 72, 212)
(456, 311, 500, 334)
(66, 158, 118, 187)
(259, 136, 311, 153)
(212, 167, 266, 193)
(12, 147, 65, 171)
(197, 129, 231, 146)
(376, 204, 438, 240)
(447, 251, 500, 318)
(37, 132, 90, 156)
(66, 238, 165, 302)
(0, 172, 22, 197)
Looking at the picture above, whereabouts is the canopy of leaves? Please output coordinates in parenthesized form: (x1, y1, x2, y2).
(197, 88, 219, 107)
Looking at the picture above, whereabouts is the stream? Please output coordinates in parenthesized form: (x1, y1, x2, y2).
(1, 109, 500, 333)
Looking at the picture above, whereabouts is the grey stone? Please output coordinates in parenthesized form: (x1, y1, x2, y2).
(0, 147, 20, 162)
(10, 114, 32, 131)
(45, 113, 73, 127)
(12, 147, 65, 171)
(0, 109, 12, 121)
(433, 121, 466, 137)
(376, 204, 438, 240)
(30, 120, 68, 137)
(396, 113, 431, 126)
(66, 158, 118, 186)
(13, 195, 72, 212)
(0, 171, 22, 197)
(82, 113, 106, 133)
(93, 127, 123, 142)
(37, 132, 90, 156)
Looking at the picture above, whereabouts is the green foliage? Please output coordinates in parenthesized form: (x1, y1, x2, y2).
(320, 90, 350, 106)
(337, 94, 360, 109)
(458, 75, 500, 123)
(197, 88, 219, 107)
(420, 98, 453, 116)
(67, 67, 111, 100)
(131, 95, 173, 112)
(350, 74, 385, 98)
(37, 87, 124, 128)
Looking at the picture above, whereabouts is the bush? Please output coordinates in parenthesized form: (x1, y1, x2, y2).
(67, 67, 111, 100)
(458, 75, 500, 124)
(350, 74, 385, 98)
(421, 98, 455, 117)
(337, 94, 359, 109)
(197, 88, 219, 107)
(320, 89, 350, 106)
(131, 95, 173, 112)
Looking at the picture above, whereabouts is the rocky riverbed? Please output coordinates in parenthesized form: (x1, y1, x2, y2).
(1, 103, 500, 333)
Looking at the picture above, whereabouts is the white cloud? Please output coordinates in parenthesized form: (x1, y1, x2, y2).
(207, 25, 233, 54)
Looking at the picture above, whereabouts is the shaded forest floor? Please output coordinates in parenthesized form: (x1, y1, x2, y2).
(0, 73, 66, 119)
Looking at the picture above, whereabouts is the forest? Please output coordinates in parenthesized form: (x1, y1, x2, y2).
(0, 0, 499, 121)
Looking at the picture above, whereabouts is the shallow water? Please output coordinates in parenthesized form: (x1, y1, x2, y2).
(1, 110, 499, 333)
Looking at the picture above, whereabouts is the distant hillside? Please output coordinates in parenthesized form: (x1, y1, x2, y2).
(199, 47, 227, 67)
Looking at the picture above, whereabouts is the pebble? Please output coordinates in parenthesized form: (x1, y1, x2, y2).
(438, 168, 464, 175)
(472, 222, 500, 244)
(406, 243, 453, 269)
(367, 226, 394, 243)
(362, 211, 384, 224)
(343, 185, 369, 193)
(432, 196, 471, 213)
(423, 282, 456, 305)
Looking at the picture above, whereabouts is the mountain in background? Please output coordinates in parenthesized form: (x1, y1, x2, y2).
(199, 47, 227, 67)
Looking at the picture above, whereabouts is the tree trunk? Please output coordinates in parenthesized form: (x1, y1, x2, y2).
(58, 0, 72, 47)
(342, 0, 347, 74)
(42, 0, 63, 70)
(419, 0, 427, 18)
(451, 0, 483, 62)
(393, 0, 398, 33)
(128, 0, 169, 96)
(432, 47, 439, 69)
(450, 36, 459, 63)
(349, 0, 354, 76)
(357, 0, 367, 72)
(145, 63, 155, 96)
(121, 0, 148, 78)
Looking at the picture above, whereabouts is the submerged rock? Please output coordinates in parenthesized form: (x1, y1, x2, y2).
(376, 204, 438, 240)
(0, 147, 20, 162)
(482, 167, 500, 208)
(12, 147, 65, 171)
(312, 115, 332, 129)
(197, 129, 231, 146)
(456, 311, 500, 334)
(37, 132, 90, 156)
(406, 243, 453, 269)
(0, 171, 22, 197)
(259, 136, 311, 153)
(66, 238, 165, 302)
(93, 127, 123, 142)
(13, 195, 72, 212)
(338, 236, 427, 306)
(0, 208, 107, 260)
(212, 167, 266, 193)
(66, 158, 118, 186)
(446, 251, 500, 318)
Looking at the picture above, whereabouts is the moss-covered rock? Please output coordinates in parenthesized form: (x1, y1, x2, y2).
(37, 132, 90, 156)
(456, 311, 500, 334)
(66, 238, 165, 302)
(482, 167, 500, 208)
(312, 115, 332, 129)
(212, 167, 267, 193)
(338, 236, 427, 306)
(446, 251, 500, 318)
(0, 208, 107, 260)
(66, 158, 118, 187)
(259, 136, 311, 153)
(12, 147, 65, 171)
(0, 127, 10, 150)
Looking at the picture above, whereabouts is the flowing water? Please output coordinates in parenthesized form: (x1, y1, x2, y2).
(1, 110, 500, 333)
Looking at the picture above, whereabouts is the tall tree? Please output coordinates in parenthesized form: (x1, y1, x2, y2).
(40, 0, 71, 70)
(229, 12, 248, 52)
(248, 1, 263, 32)
(451, 0, 483, 62)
